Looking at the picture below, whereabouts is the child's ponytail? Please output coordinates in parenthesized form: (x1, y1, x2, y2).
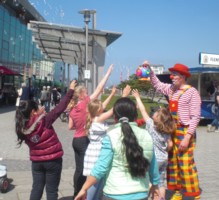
(114, 98, 150, 178)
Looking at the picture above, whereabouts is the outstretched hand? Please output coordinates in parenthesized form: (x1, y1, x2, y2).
(132, 89, 140, 99)
(37, 106, 46, 115)
(107, 64, 114, 74)
(132, 89, 150, 121)
(142, 60, 150, 66)
(111, 86, 117, 96)
(149, 185, 161, 200)
(122, 85, 131, 97)
(90, 64, 113, 100)
(142, 60, 152, 71)
(69, 80, 77, 90)
(179, 135, 191, 152)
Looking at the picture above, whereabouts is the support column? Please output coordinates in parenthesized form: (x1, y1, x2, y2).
(77, 61, 85, 86)
(67, 63, 70, 86)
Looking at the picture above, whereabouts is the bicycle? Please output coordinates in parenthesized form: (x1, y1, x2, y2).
(59, 109, 69, 123)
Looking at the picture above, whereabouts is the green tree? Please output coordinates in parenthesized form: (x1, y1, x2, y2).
(117, 74, 152, 94)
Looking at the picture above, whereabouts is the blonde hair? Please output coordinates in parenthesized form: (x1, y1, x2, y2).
(85, 99, 103, 135)
(154, 107, 176, 135)
(67, 85, 86, 111)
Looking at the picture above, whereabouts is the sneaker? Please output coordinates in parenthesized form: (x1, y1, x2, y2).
(170, 191, 182, 200)
(211, 126, 216, 132)
(207, 124, 216, 132)
(207, 124, 212, 132)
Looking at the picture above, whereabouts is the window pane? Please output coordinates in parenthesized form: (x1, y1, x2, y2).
(2, 49, 9, 61)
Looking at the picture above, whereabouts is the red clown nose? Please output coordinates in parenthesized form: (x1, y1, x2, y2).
(170, 74, 174, 79)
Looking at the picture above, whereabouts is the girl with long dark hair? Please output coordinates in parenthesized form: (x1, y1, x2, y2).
(15, 81, 77, 200)
(75, 97, 160, 200)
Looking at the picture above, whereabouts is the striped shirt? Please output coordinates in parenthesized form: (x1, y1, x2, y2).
(150, 71, 201, 135)
(83, 122, 108, 176)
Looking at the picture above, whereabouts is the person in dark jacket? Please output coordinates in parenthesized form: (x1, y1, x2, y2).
(51, 87, 61, 106)
(15, 80, 77, 200)
(19, 82, 31, 101)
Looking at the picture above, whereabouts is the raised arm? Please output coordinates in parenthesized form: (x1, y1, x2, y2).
(102, 86, 117, 110)
(90, 64, 113, 100)
(97, 85, 132, 123)
(45, 80, 77, 128)
(96, 108, 113, 123)
(122, 85, 131, 97)
(132, 89, 150, 122)
(143, 60, 173, 96)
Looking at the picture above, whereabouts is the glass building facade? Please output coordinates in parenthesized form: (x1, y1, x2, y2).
(0, 5, 41, 71)
(0, 1, 54, 91)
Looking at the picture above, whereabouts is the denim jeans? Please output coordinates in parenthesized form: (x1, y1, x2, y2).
(211, 107, 219, 129)
(87, 178, 104, 200)
(30, 158, 62, 200)
(41, 100, 50, 113)
(72, 136, 89, 197)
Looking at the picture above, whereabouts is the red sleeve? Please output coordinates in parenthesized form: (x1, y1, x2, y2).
(135, 118, 146, 127)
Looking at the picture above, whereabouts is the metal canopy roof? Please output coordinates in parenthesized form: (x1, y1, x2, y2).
(28, 21, 122, 65)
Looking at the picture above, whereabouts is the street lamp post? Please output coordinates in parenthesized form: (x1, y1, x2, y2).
(79, 9, 96, 89)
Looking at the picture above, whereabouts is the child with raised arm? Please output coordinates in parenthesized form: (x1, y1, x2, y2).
(15, 80, 77, 200)
(83, 85, 131, 200)
(68, 64, 114, 198)
(74, 97, 160, 200)
(132, 89, 176, 200)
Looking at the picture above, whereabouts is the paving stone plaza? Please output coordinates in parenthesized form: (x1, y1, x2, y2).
(0, 106, 218, 200)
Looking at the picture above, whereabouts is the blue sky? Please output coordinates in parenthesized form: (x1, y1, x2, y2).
(29, 0, 219, 85)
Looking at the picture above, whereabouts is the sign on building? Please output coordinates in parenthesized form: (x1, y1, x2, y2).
(151, 65, 164, 74)
(199, 53, 219, 66)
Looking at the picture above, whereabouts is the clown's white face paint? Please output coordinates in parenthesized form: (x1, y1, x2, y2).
(170, 72, 186, 89)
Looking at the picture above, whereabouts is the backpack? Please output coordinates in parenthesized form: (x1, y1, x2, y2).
(52, 90, 61, 101)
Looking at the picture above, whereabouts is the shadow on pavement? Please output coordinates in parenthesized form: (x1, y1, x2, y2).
(199, 118, 212, 126)
(0, 105, 16, 114)
(59, 196, 73, 200)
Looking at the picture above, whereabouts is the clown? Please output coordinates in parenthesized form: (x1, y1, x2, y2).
(145, 61, 201, 200)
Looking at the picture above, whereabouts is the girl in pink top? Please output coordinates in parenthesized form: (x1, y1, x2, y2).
(68, 64, 113, 198)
